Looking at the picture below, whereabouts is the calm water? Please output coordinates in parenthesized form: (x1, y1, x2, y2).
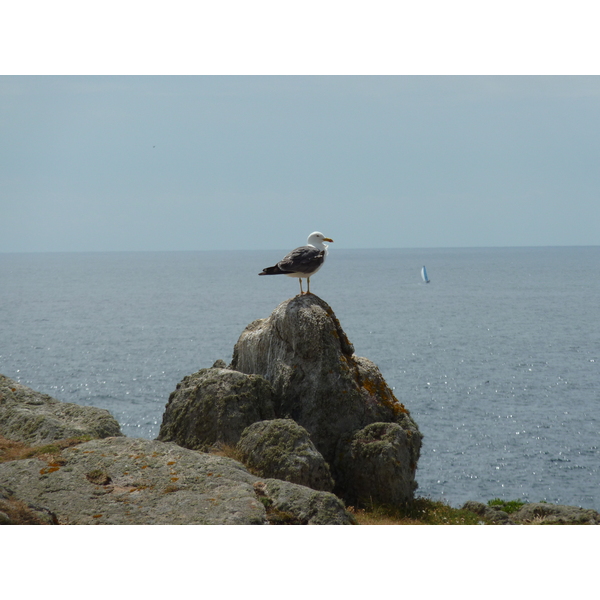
(1, 247, 599, 510)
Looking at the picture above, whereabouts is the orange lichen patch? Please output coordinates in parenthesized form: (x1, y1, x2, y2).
(170, 477, 179, 482)
(361, 376, 408, 415)
(128, 486, 148, 493)
(167, 461, 176, 465)
(39, 465, 60, 475)
(92, 514, 103, 519)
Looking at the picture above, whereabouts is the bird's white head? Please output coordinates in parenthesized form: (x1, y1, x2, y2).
(307, 231, 334, 249)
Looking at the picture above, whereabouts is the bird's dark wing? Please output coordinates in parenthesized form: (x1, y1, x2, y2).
(277, 245, 325, 274)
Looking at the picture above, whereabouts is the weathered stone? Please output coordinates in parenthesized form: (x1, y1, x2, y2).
(157, 367, 276, 451)
(460, 501, 600, 525)
(229, 294, 422, 505)
(0, 374, 122, 445)
(461, 501, 510, 524)
(509, 502, 600, 525)
(0, 485, 58, 525)
(0, 437, 353, 525)
(254, 479, 355, 525)
(337, 422, 421, 506)
(238, 419, 334, 492)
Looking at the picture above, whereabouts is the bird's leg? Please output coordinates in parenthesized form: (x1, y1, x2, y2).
(307, 277, 311, 294)
(299, 279, 303, 295)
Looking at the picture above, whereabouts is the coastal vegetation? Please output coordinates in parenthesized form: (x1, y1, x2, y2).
(487, 498, 527, 514)
(347, 499, 486, 525)
(0, 434, 90, 464)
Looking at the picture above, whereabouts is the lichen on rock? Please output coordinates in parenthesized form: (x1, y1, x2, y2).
(237, 419, 335, 492)
(229, 294, 423, 507)
(336, 422, 421, 506)
(157, 367, 276, 451)
(0, 437, 353, 524)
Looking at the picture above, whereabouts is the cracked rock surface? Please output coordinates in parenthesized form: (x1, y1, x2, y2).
(0, 436, 354, 524)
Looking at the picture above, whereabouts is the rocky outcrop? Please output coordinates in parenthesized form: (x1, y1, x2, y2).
(0, 374, 122, 444)
(461, 501, 511, 524)
(157, 367, 275, 451)
(509, 502, 600, 525)
(229, 294, 422, 505)
(461, 501, 600, 524)
(4, 365, 598, 524)
(238, 419, 334, 492)
(0, 437, 354, 524)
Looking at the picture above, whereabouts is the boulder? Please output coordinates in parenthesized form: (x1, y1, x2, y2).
(0, 436, 354, 525)
(253, 479, 354, 525)
(229, 294, 422, 505)
(157, 367, 275, 451)
(509, 502, 600, 525)
(238, 419, 334, 492)
(460, 501, 600, 525)
(336, 422, 421, 506)
(0, 374, 122, 445)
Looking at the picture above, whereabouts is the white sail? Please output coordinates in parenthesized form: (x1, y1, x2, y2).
(421, 265, 430, 283)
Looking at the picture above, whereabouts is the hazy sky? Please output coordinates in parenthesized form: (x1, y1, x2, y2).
(2, 75, 600, 252)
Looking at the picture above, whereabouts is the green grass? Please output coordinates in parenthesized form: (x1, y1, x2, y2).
(487, 498, 527, 514)
(348, 497, 488, 525)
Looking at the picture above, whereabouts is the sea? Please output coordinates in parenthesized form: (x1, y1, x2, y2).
(1, 246, 599, 511)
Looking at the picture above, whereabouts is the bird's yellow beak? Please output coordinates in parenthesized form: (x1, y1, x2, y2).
(324, 237, 333, 243)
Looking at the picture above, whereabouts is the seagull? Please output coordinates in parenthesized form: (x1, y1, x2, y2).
(259, 231, 333, 295)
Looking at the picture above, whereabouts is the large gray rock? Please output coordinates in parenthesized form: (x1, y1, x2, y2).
(230, 294, 422, 505)
(0, 437, 354, 525)
(0, 374, 122, 445)
(157, 367, 276, 451)
(238, 419, 335, 492)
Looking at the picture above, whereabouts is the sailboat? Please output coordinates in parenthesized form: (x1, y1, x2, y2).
(421, 265, 430, 284)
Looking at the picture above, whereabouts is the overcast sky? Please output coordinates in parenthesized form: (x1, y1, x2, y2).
(2, 75, 600, 252)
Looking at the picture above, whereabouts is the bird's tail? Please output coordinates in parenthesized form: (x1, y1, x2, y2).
(259, 265, 284, 276)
